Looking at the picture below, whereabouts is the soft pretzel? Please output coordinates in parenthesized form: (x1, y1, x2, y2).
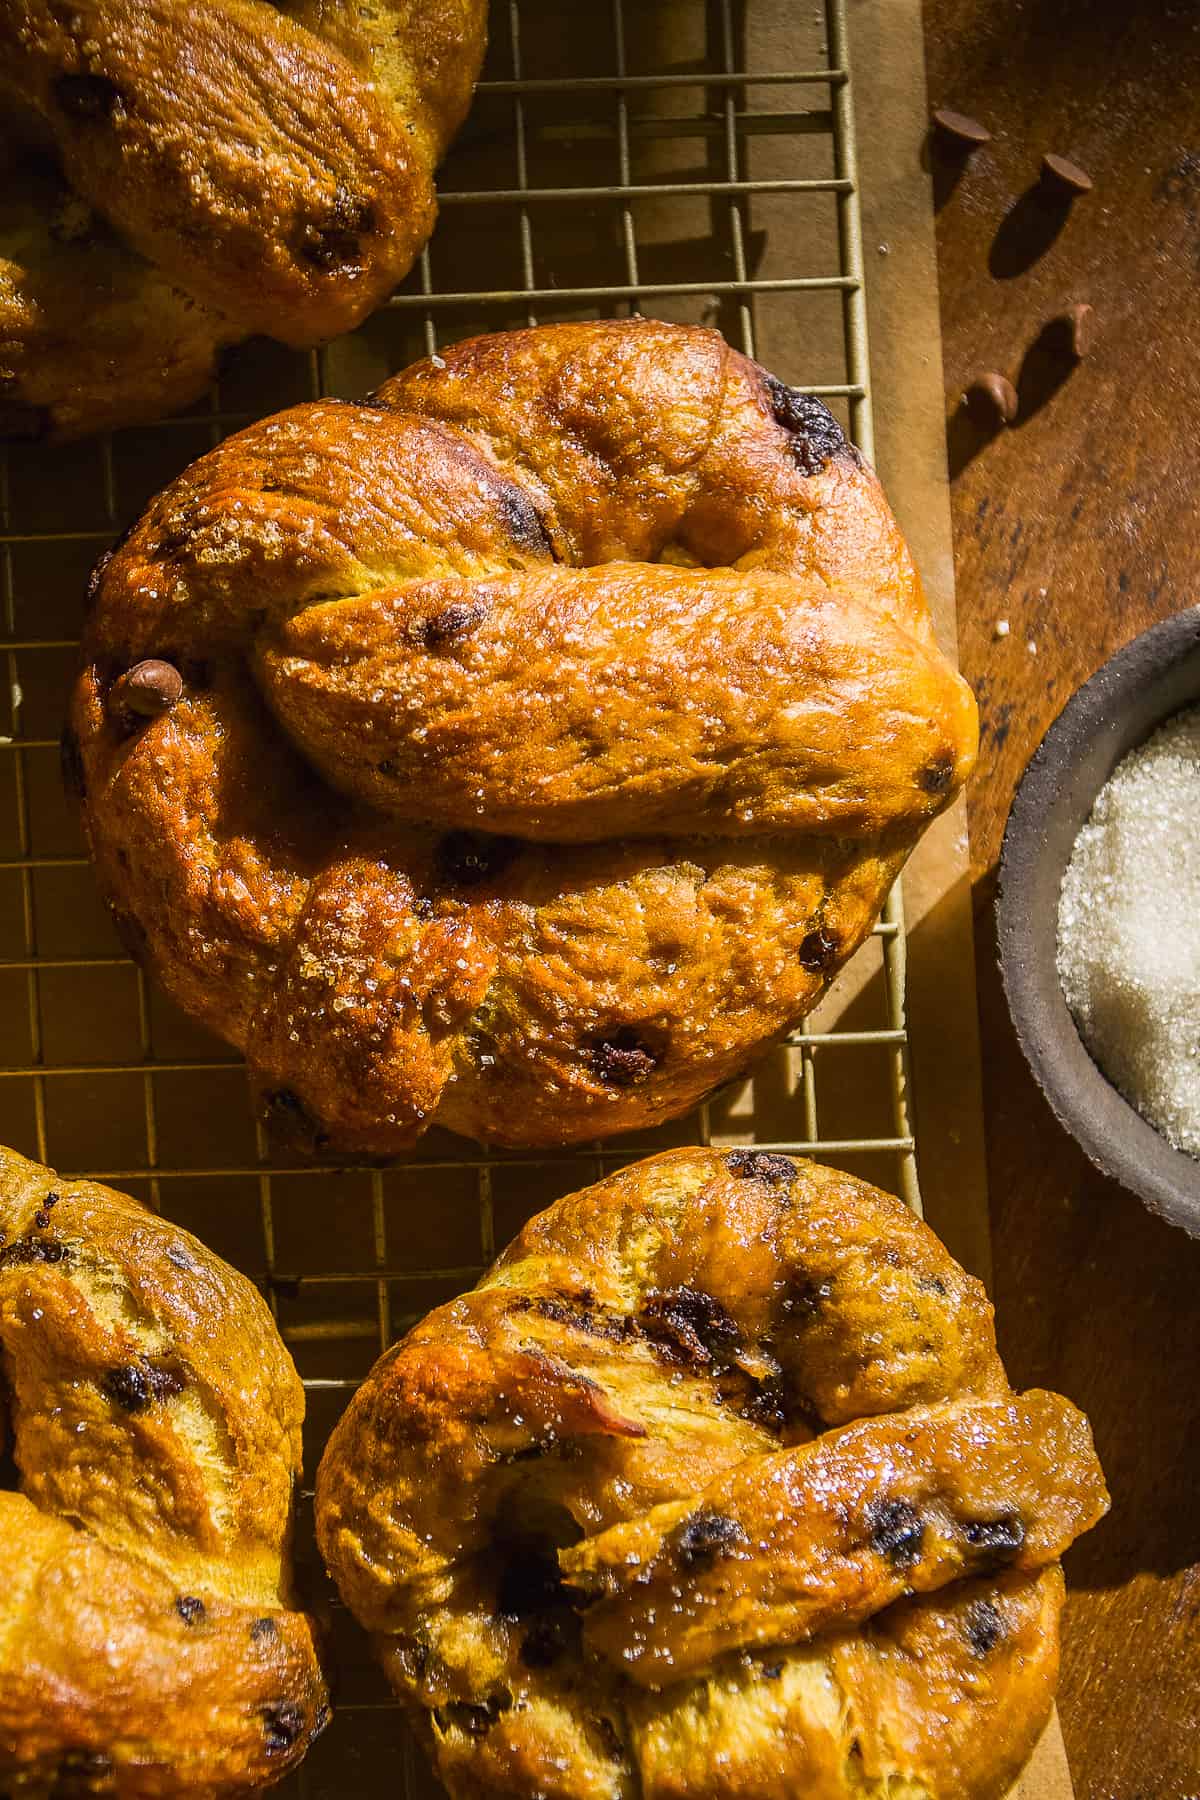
(0, 0, 488, 440)
(315, 1147, 1108, 1800)
(0, 1144, 328, 1796)
(70, 319, 978, 1153)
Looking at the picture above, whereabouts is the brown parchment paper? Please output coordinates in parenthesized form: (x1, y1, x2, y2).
(853, 4, 1072, 1795)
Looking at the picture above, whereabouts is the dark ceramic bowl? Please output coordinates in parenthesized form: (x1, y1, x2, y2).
(997, 606, 1200, 1235)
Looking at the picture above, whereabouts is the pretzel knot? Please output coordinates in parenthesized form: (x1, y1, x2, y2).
(0, 1146, 328, 1794)
(71, 320, 979, 1152)
(315, 1148, 1108, 1800)
(0, 0, 487, 440)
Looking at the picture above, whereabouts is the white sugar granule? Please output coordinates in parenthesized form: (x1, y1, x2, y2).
(1057, 704, 1200, 1157)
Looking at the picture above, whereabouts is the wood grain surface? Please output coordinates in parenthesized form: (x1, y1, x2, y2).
(923, 1, 1200, 1792)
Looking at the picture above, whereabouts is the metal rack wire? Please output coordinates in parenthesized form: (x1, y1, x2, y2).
(0, 0, 920, 1789)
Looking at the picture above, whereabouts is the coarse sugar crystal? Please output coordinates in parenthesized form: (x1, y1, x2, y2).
(1056, 704, 1200, 1157)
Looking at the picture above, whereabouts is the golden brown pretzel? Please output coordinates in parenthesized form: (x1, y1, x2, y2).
(0, 0, 487, 440)
(70, 319, 978, 1153)
(0, 1145, 328, 1796)
(315, 1147, 1108, 1800)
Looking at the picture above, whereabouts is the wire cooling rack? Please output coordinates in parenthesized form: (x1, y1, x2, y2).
(0, 1, 922, 1790)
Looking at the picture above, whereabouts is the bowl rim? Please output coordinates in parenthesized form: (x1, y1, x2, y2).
(996, 605, 1200, 1235)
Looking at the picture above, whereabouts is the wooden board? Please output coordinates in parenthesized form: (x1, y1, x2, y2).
(924, 0, 1200, 1794)
(854, 6, 1071, 1795)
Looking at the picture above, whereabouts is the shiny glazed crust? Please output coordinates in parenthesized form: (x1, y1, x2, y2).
(315, 1147, 1108, 1800)
(70, 320, 979, 1154)
(0, 1144, 329, 1795)
(0, 0, 488, 440)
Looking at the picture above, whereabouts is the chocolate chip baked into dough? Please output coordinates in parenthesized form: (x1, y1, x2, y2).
(316, 1148, 1108, 1800)
(0, 0, 488, 440)
(0, 1144, 328, 1795)
(70, 319, 979, 1154)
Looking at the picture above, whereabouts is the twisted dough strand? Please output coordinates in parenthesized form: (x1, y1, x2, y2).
(0, 0, 487, 438)
(72, 320, 978, 1151)
(315, 1147, 1107, 1800)
(0, 1146, 328, 1796)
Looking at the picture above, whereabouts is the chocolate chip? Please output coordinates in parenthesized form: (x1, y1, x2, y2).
(413, 895, 435, 920)
(175, 1595, 205, 1625)
(640, 1285, 739, 1367)
(738, 1376, 788, 1433)
(964, 1597, 1004, 1656)
(676, 1510, 747, 1567)
(60, 727, 86, 802)
(433, 1694, 510, 1739)
(931, 108, 991, 150)
(143, 1363, 187, 1403)
(166, 1243, 198, 1272)
(417, 600, 488, 649)
(1041, 153, 1093, 196)
(917, 1274, 948, 1296)
(760, 374, 847, 476)
(497, 485, 555, 559)
(868, 1498, 925, 1568)
(108, 659, 183, 721)
(762, 1661, 784, 1680)
(102, 1360, 185, 1413)
(0, 1236, 68, 1267)
(964, 373, 1018, 426)
(250, 1616, 279, 1640)
(515, 1293, 634, 1344)
(31, 1194, 58, 1230)
(963, 1514, 1026, 1559)
(152, 522, 196, 562)
(54, 73, 122, 119)
(797, 924, 840, 972)
(261, 1087, 329, 1151)
(436, 830, 521, 888)
(782, 1277, 832, 1324)
(300, 187, 375, 270)
(725, 1148, 796, 1185)
(497, 1544, 564, 1622)
(919, 751, 957, 795)
(1047, 302, 1096, 361)
(261, 1702, 306, 1755)
(588, 1028, 661, 1087)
